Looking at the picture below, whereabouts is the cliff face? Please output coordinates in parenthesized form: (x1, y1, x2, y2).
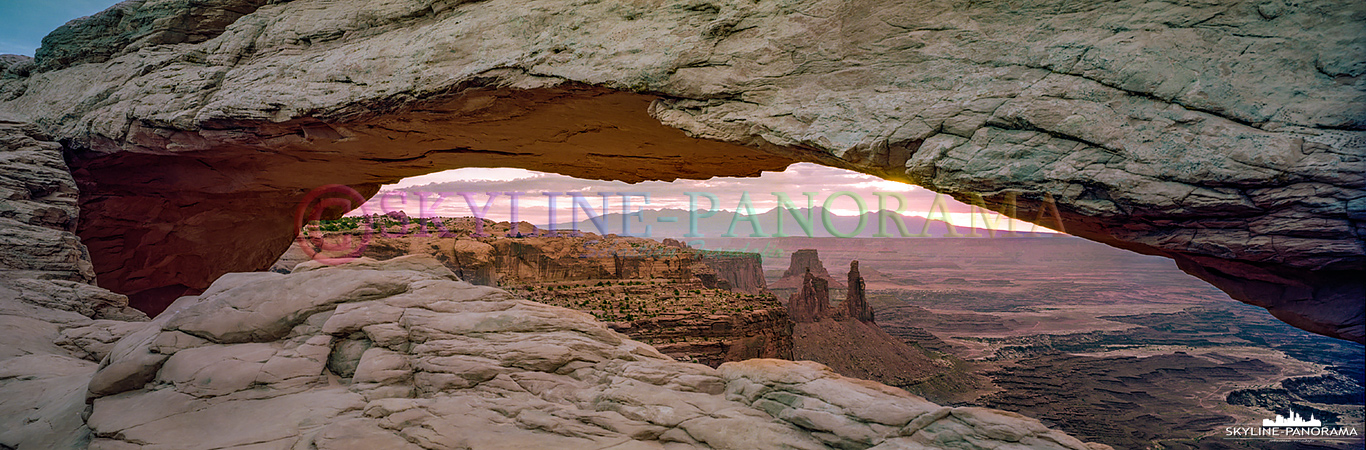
(343, 223, 759, 289)
(282, 224, 794, 367)
(507, 279, 794, 367)
(0, 123, 146, 450)
(0, 0, 1360, 340)
(784, 250, 832, 280)
(773, 249, 846, 292)
(0, 122, 144, 321)
(615, 307, 793, 367)
(695, 252, 769, 295)
(788, 270, 832, 323)
(0, 121, 94, 285)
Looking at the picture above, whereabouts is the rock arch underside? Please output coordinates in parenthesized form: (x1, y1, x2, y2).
(0, 0, 1362, 347)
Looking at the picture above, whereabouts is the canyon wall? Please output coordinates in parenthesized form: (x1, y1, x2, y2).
(695, 251, 769, 295)
(6, 132, 1077, 449)
(0, 121, 94, 285)
(289, 227, 794, 366)
(0, 223, 1117, 450)
(347, 227, 748, 288)
(615, 307, 793, 367)
(0, 121, 144, 321)
(0, 0, 1360, 341)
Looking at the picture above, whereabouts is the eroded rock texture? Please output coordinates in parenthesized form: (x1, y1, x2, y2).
(697, 252, 770, 295)
(0, 122, 145, 321)
(0, 123, 147, 450)
(77, 255, 1110, 450)
(0, 0, 1360, 340)
(1, 121, 93, 284)
(292, 225, 795, 366)
(789, 270, 832, 323)
(773, 249, 848, 294)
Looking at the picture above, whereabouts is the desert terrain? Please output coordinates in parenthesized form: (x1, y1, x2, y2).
(293, 216, 1364, 449)
(708, 235, 1365, 449)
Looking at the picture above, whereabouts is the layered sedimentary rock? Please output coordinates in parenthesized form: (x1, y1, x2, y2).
(614, 307, 793, 367)
(509, 278, 795, 367)
(0, 277, 147, 450)
(72, 255, 1109, 450)
(0, 123, 147, 450)
(350, 221, 688, 285)
(0, 164, 1103, 450)
(785, 256, 875, 324)
(0, 122, 144, 321)
(0, 0, 1360, 341)
(333, 220, 763, 291)
(280, 222, 794, 366)
(0, 121, 94, 284)
(696, 251, 769, 295)
(773, 249, 847, 292)
(789, 270, 832, 323)
(783, 250, 837, 281)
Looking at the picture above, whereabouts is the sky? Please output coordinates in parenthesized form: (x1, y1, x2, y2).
(0, 0, 121, 56)
(350, 163, 1057, 235)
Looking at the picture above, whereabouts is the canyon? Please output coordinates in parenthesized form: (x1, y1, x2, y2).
(0, 0, 1358, 342)
(277, 217, 793, 367)
(0, 0, 1362, 448)
(714, 235, 1365, 449)
(1, 121, 1113, 449)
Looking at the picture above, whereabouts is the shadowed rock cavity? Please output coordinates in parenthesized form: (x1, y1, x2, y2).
(0, 0, 1361, 341)
(62, 82, 799, 315)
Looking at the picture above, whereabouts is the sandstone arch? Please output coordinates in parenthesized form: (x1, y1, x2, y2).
(0, 0, 1361, 342)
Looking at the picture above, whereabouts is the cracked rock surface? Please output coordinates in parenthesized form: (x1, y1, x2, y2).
(78, 255, 1110, 450)
(0, 0, 1360, 340)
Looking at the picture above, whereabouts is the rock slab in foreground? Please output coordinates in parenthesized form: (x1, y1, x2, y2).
(83, 255, 1110, 450)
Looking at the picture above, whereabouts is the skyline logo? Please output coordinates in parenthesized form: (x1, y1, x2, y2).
(1225, 408, 1360, 442)
(1262, 410, 1322, 428)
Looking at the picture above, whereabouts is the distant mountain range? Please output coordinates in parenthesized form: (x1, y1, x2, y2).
(546, 207, 1056, 240)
